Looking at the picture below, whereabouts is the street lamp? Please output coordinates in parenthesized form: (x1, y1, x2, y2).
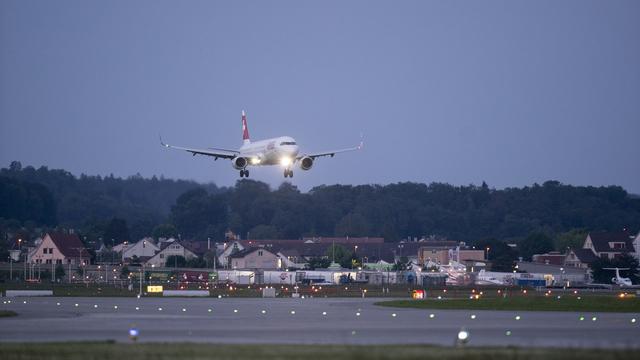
(18, 238, 27, 281)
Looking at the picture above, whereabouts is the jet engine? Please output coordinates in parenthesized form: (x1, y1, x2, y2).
(299, 156, 314, 171)
(232, 156, 247, 170)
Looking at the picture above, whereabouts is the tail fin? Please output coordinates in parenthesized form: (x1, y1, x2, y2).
(242, 110, 250, 144)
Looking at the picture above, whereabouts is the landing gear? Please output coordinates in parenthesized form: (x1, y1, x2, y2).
(284, 169, 293, 178)
(240, 169, 249, 178)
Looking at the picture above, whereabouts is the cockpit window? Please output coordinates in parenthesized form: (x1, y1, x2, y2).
(280, 141, 297, 146)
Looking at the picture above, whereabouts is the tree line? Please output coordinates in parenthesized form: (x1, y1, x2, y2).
(2, 161, 640, 256)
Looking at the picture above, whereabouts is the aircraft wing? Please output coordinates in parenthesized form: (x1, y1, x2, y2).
(298, 139, 363, 160)
(160, 137, 238, 159)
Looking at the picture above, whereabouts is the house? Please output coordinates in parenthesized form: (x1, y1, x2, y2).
(565, 248, 599, 268)
(276, 249, 307, 269)
(145, 241, 198, 267)
(229, 247, 279, 270)
(218, 241, 246, 267)
(29, 232, 89, 265)
(582, 231, 635, 260)
(122, 237, 159, 262)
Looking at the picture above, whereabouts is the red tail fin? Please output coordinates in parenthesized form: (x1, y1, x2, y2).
(242, 110, 250, 143)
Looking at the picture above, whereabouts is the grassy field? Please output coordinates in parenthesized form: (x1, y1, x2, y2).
(0, 310, 17, 317)
(376, 295, 640, 312)
(0, 343, 638, 360)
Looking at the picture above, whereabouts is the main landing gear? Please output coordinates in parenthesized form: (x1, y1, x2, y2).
(284, 169, 293, 178)
(240, 169, 249, 178)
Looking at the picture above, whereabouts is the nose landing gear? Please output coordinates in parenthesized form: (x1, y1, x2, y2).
(284, 169, 293, 178)
(240, 169, 249, 178)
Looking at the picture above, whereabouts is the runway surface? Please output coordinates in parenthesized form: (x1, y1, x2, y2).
(1, 297, 639, 347)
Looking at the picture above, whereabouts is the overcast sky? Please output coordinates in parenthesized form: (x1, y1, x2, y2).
(1, 1, 639, 193)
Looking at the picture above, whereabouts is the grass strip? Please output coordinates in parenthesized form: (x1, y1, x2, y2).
(0, 343, 638, 360)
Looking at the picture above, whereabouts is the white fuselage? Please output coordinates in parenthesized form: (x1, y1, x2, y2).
(239, 136, 300, 167)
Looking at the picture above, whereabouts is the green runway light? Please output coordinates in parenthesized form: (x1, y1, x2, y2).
(579, 316, 585, 321)
(505, 330, 512, 336)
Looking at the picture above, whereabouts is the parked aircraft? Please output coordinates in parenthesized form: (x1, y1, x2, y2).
(161, 111, 362, 178)
(603, 267, 634, 287)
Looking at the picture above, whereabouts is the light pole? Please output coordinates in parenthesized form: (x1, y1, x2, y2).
(486, 247, 490, 261)
(138, 263, 144, 297)
(18, 238, 26, 281)
(354, 245, 358, 269)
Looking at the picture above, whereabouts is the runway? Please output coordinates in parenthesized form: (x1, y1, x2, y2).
(1, 297, 638, 348)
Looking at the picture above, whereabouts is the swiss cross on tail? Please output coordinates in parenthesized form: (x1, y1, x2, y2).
(242, 110, 250, 144)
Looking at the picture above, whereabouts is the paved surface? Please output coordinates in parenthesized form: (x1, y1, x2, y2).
(1, 297, 639, 347)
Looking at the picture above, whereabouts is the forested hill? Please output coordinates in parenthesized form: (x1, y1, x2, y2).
(0, 161, 222, 238)
(1, 161, 640, 244)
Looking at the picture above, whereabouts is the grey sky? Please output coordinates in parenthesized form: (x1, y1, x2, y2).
(1, 0, 639, 193)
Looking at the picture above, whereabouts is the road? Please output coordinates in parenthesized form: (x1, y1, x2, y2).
(1, 297, 639, 347)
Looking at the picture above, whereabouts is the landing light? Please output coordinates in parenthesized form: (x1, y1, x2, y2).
(280, 157, 292, 167)
(251, 158, 261, 165)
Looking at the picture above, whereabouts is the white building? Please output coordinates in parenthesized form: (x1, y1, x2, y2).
(122, 237, 159, 261)
(218, 241, 245, 267)
(146, 241, 198, 267)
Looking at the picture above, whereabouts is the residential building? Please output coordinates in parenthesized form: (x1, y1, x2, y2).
(229, 247, 279, 270)
(565, 248, 598, 269)
(122, 237, 159, 262)
(582, 231, 635, 260)
(29, 232, 89, 265)
(145, 241, 198, 267)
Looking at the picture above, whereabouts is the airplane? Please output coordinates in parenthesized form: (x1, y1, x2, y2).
(161, 110, 362, 178)
(603, 267, 634, 287)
